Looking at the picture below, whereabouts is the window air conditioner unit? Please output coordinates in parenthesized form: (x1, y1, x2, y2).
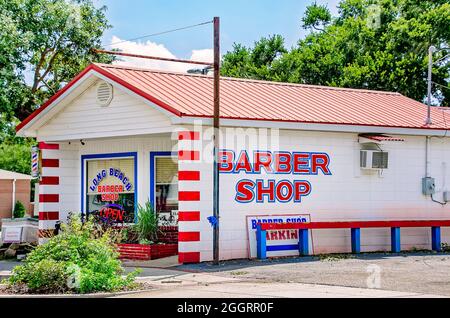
(360, 150, 388, 170)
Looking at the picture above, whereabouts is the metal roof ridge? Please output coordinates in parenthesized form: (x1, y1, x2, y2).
(95, 63, 401, 96)
(95, 63, 211, 78)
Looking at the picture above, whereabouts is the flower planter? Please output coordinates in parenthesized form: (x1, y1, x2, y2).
(117, 243, 178, 261)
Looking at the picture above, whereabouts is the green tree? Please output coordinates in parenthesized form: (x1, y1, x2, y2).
(301, 2, 332, 31)
(0, 0, 114, 122)
(0, 143, 33, 175)
(222, 0, 450, 105)
(221, 35, 287, 80)
(0, 0, 114, 175)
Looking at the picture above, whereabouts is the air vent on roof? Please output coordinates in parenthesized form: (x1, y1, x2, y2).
(96, 81, 113, 106)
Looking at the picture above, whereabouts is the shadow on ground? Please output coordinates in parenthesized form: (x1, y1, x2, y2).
(175, 251, 445, 273)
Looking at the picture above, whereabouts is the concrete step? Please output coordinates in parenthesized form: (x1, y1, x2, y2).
(0, 271, 11, 281)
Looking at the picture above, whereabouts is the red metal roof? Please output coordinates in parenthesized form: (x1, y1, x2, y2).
(17, 63, 450, 132)
(359, 134, 405, 142)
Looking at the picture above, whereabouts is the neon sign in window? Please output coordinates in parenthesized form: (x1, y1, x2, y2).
(86, 158, 135, 223)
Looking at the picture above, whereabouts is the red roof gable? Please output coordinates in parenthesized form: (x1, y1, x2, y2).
(16, 63, 450, 133)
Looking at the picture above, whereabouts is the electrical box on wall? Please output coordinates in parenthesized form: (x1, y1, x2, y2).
(422, 177, 436, 195)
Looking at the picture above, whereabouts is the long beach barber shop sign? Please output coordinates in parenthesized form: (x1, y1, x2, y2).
(219, 149, 331, 257)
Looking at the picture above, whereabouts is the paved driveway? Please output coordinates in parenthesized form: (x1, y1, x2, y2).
(176, 252, 450, 297)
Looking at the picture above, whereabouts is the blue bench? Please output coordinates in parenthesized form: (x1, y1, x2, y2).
(256, 220, 450, 259)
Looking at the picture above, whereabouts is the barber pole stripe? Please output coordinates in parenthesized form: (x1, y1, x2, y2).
(39, 211, 59, 221)
(178, 171, 200, 181)
(178, 131, 203, 264)
(41, 158, 59, 167)
(38, 142, 60, 245)
(40, 176, 60, 185)
(39, 194, 59, 202)
(178, 131, 200, 141)
(179, 191, 200, 201)
(178, 232, 200, 242)
(178, 211, 200, 221)
(38, 142, 59, 150)
(178, 150, 200, 161)
(178, 252, 200, 263)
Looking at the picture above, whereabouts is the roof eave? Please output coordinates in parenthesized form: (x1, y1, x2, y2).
(172, 115, 449, 137)
(16, 64, 183, 136)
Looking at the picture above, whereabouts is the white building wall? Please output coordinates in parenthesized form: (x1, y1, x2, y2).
(36, 78, 173, 141)
(38, 124, 450, 262)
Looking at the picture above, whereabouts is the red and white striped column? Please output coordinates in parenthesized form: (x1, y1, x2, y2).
(38, 142, 60, 244)
(177, 131, 202, 263)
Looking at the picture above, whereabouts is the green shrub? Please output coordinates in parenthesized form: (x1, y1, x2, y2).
(13, 200, 26, 218)
(10, 259, 68, 293)
(133, 201, 160, 243)
(8, 214, 139, 294)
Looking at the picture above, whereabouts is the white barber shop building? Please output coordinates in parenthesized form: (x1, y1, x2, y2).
(16, 63, 450, 263)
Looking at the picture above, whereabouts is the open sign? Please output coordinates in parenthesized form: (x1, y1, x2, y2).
(99, 204, 125, 222)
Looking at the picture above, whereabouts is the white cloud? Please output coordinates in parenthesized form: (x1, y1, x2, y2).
(190, 49, 214, 63)
(108, 36, 213, 73)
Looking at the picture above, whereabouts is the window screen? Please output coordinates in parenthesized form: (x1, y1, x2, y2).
(154, 156, 178, 225)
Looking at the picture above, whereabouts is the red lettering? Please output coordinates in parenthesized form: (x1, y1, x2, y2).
(235, 180, 255, 202)
(293, 153, 311, 174)
(274, 152, 292, 173)
(276, 181, 294, 202)
(270, 231, 278, 240)
(294, 181, 311, 202)
(99, 207, 124, 222)
(256, 180, 275, 202)
(219, 150, 234, 172)
(235, 151, 252, 173)
(290, 230, 298, 240)
(254, 152, 273, 173)
(311, 153, 331, 175)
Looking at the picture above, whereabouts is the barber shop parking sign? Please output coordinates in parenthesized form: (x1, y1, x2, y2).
(246, 214, 313, 258)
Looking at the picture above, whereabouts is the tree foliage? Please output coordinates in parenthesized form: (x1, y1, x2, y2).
(221, 0, 450, 105)
(302, 2, 332, 31)
(0, 0, 114, 122)
(0, 0, 114, 175)
(221, 35, 287, 80)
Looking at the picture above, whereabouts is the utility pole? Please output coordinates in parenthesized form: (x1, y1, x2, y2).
(212, 16, 220, 265)
(426, 45, 435, 126)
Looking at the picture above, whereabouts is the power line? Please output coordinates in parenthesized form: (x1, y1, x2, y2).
(93, 49, 213, 66)
(103, 20, 213, 47)
(432, 81, 450, 91)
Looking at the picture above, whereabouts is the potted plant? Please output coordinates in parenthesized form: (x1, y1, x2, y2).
(117, 202, 178, 260)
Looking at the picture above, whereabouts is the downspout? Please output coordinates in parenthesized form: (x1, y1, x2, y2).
(12, 178, 16, 217)
(425, 136, 431, 178)
(426, 136, 447, 205)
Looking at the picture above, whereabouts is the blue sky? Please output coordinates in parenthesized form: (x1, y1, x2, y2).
(94, 0, 340, 71)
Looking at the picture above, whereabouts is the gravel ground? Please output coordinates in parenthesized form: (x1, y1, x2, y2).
(178, 252, 450, 296)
